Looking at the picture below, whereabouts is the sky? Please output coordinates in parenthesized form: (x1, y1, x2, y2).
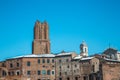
(0, 0, 120, 61)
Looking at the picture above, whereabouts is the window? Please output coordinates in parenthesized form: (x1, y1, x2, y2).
(59, 78, 62, 80)
(2, 63, 5, 67)
(17, 63, 19, 67)
(2, 70, 6, 76)
(59, 66, 62, 70)
(74, 70, 76, 73)
(47, 70, 50, 75)
(27, 71, 31, 75)
(59, 72, 61, 76)
(10, 63, 13, 68)
(38, 59, 40, 64)
(52, 65, 55, 67)
(67, 65, 69, 68)
(8, 72, 11, 76)
(85, 48, 87, 52)
(16, 71, 20, 75)
(75, 77, 78, 80)
(59, 59, 61, 63)
(65, 72, 67, 75)
(42, 59, 45, 63)
(52, 59, 54, 63)
(43, 65, 45, 68)
(52, 71, 55, 75)
(75, 64, 77, 67)
(66, 59, 69, 62)
(27, 61, 31, 66)
(47, 59, 50, 63)
(38, 70, 41, 75)
(12, 71, 14, 75)
(42, 70, 46, 75)
(92, 65, 95, 72)
(67, 77, 70, 80)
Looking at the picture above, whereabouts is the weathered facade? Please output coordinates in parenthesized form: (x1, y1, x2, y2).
(0, 54, 56, 80)
(55, 52, 77, 80)
(100, 59, 120, 80)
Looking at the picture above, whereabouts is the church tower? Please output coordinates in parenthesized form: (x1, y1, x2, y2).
(32, 20, 50, 54)
(80, 41, 88, 57)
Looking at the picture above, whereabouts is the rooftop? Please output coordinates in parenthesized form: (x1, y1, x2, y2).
(80, 57, 94, 61)
(7, 54, 56, 60)
(56, 52, 75, 57)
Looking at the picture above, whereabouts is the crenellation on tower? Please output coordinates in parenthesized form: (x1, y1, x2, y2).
(32, 20, 50, 54)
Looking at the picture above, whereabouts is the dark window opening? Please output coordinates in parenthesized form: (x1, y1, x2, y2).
(59, 78, 62, 80)
(75, 77, 78, 80)
(59, 72, 61, 76)
(52, 71, 54, 75)
(47, 59, 50, 63)
(17, 71, 20, 75)
(59, 59, 61, 63)
(27, 71, 31, 75)
(17, 63, 19, 67)
(83, 76, 87, 80)
(10, 63, 13, 68)
(42, 59, 45, 63)
(38, 70, 41, 75)
(92, 65, 95, 72)
(67, 65, 69, 68)
(47, 70, 50, 75)
(66, 59, 69, 62)
(67, 77, 70, 80)
(27, 61, 31, 66)
(52, 59, 54, 63)
(38, 59, 40, 64)
(2, 70, 6, 76)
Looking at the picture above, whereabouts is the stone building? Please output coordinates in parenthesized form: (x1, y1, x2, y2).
(79, 57, 101, 80)
(71, 55, 81, 80)
(0, 20, 120, 80)
(55, 51, 77, 80)
(100, 58, 120, 80)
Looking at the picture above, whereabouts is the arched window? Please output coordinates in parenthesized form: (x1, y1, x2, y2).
(42, 59, 45, 63)
(38, 59, 40, 64)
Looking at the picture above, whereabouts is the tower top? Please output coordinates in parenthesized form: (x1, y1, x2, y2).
(80, 41, 88, 57)
(32, 20, 50, 54)
(80, 41, 87, 47)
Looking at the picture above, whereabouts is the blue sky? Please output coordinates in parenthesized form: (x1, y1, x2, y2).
(0, 0, 120, 60)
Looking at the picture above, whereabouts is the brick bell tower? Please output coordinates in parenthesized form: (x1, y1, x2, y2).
(32, 20, 50, 54)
